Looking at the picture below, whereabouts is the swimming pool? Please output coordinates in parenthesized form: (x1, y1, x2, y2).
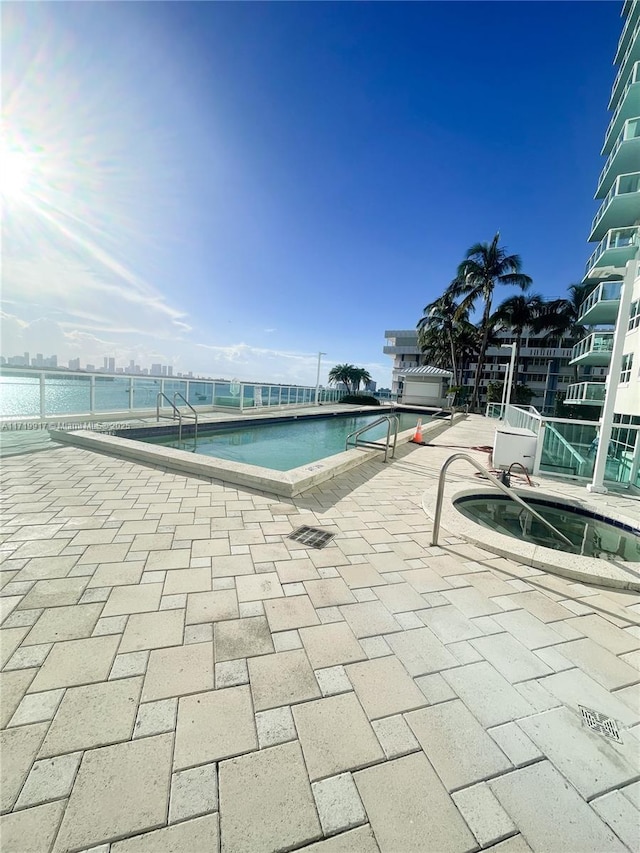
(51, 407, 458, 497)
(132, 411, 427, 470)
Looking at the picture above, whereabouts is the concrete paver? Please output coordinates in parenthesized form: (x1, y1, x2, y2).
(293, 692, 384, 780)
(354, 752, 477, 853)
(173, 686, 257, 769)
(53, 733, 173, 851)
(406, 700, 512, 791)
(489, 761, 629, 852)
(248, 649, 321, 711)
(219, 741, 322, 853)
(1, 414, 639, 852)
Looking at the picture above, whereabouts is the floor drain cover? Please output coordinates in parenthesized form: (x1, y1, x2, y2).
(579, 705, 622, 743)
(289, 526, 335, 549)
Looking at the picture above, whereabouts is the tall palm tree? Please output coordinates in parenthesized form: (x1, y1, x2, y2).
(417, 293, 470, 386)
(491, 293, 546, 393)
(447, 233, 532, 411)
(328, 363, 357, 394)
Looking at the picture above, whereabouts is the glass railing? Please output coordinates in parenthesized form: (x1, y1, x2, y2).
(591, 173, 640, 235)
(503, 404, 543, 435)
(564, 382, 607, 404)
(603, 62, 640, 152)
(615, 6, 639, 65)
(539, 420, 596, 477)
(571, 333, 615, 361)
(598, 117, 640, 190)
(585, 227, 639, 276)
(0, 368, 346, 420)
(610, 19, 640, 102)
(577, 280, 623, 321)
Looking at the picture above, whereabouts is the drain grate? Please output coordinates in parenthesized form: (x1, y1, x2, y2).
(579, 705, 622, 743)
(288, 526, 335, 549)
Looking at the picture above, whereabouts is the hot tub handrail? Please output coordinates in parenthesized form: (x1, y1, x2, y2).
(431, 452, 574, 549)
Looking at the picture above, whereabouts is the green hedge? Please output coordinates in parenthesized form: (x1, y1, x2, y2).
(340, 394, 381, 406)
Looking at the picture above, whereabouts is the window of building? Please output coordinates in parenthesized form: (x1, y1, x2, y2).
(620, 352, 634, 383)
(628, 300, 640, 332)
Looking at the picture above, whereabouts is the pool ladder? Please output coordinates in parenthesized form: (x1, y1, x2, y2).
(346, 415, 399, 463)
(156, 393, 199, 450)
(430, 452, 573, 549)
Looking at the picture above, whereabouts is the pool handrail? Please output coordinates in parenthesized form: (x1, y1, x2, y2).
(156, 393, 183, 443)
(430, 452, 574, 549)
(346, 415, 399, 463)
(173, 392, 199, 449)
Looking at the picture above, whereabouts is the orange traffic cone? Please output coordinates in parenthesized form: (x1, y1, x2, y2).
(411, 418, 425, 445)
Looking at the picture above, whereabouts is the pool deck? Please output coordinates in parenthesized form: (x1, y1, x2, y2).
(1, 414, 639, 852)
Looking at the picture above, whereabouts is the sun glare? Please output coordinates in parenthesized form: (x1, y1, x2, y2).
(0, 145, 35, 200)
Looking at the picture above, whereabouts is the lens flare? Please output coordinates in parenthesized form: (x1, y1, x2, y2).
(0, 144, 35, 200)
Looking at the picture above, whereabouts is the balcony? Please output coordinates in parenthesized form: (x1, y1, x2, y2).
(583, 227, 639, 281)
(614, 2, 640, 66)
(564, 382, 607, 406)
(609, 19, 640, 110)
(570, 332, 614, 366)
(602, 63, 640, 155)
(589, 173, 640, 242)
(383, 345, 420, 355)
(597, 117, 640, 198)
(577, 280, 623, 325)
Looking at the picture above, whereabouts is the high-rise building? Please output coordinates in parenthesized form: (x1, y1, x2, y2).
(564, 0, 639, 490)
(68, 358, 80, 370)
(167, 366, 173, 377)
(151, 363, 162, 376)
(108, 357, 115, 373)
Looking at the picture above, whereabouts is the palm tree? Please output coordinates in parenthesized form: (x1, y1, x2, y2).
(351, 367, 372, 392)
(447, 233, 532, 411)
(418, 293, 461, 385)
(533, 282, 597, 382)
(491, 293, 546, 394)
(328, 363, 357, 394)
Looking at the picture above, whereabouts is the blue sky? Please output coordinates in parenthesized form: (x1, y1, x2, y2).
(1, 1, 622, 387)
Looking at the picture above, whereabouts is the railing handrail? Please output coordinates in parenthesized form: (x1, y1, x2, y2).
(173, 392, 199, 448)
(157, 393, 183, 443)
(430, 452, 574, 549)
(345, 414, 399, 463)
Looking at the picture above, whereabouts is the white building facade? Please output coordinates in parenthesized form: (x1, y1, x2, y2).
(565, 0, 639, 491)
(384, 329, 584, 414)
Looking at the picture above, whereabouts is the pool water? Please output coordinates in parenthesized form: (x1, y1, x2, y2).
(138, 411, 428, 471)
(455, 495, 640, 562)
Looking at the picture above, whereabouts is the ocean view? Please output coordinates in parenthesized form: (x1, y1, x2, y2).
(0, 372, 339, 420)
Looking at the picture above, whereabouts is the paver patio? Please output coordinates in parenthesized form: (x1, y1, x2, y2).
(1, 414, 639, 851)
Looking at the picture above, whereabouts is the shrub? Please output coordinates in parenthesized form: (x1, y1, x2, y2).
(340, 394, 380, 406)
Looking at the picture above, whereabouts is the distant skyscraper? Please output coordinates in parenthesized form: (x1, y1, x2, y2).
(68, 358, 80, 370)
(151, 363, 162, 376)
(108, 357, 115, 372)
(167, 366, 173, 377)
